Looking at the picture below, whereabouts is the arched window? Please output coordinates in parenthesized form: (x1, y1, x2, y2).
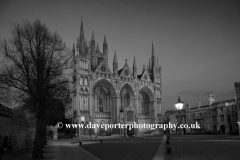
(84, 78, 88, 85)
(99, 93, 104, 112)
(139, 92, 149, 114)
(120, 89, 130, 110)
(98, 88, 107, 112)
(96, 87, 111, 113)
(80, 77, 83, 85)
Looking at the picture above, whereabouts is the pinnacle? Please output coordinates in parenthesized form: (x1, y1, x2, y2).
(96, 42, 100, 52)
(91, 31, 95, 41)
(104, 35, 107, 44)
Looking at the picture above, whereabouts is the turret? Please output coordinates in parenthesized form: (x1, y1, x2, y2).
(198, 100, 202, 108)
(209, 94, 215, 105)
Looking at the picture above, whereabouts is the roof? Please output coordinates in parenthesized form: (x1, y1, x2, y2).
(137, 74, 143, 79)
(200, 105, 210, 108)
(211, 99, 235, 106)
(118, 68, 123, 75)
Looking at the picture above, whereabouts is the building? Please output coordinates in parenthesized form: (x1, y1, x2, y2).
(65, 20, 163, 136)
(234, 81, 240, 135)
(166, 92, 239, 135)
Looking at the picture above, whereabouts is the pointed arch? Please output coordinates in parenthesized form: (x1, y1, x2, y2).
(120, 83, 135, 98)
(138, 86, 154, 114)
(138, 86, 154, 101)
(92, 79, 116, 97)
(92, 79, 115, 114)
(120, 83, 135, 109)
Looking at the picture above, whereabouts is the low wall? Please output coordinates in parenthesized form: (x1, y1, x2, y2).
(0, 104, 35, 157)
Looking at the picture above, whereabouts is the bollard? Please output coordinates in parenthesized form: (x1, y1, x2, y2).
(100, 139, 103, 143)
(167, 146, 171, 154)
(79, 141, 82, 146)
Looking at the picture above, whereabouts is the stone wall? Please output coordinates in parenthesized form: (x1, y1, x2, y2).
(0, 104, 35, 157)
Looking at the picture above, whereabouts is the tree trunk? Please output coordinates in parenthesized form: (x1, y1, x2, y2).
(42, 122, 47, 147)
(32, 103, 44, 159)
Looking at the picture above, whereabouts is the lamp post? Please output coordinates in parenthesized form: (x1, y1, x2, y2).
(79, 116, 85, 143)
(175, 97, 184, 160)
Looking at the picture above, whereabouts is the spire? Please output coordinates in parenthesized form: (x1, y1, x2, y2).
(79, 18, 85, 54)
(76, 38, 79, 52)
(151, 41, 156, 70)
(113, 51, 118, 75)
(149, 58, 151, 70)
(72, 43, 75, 57)
(133, 56, 136, 69)
(133, 56, 137, 78)
(91, 31, 96, 53)
(152, 40, 155, 57)
(142, 65, 146, 73)
(113, 51, 118, 64)
(96, 42, 100, 52)
(91, 31, 95, 41)
(103, 35, 108, 54)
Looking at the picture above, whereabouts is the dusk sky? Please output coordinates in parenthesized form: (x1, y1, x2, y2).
(1, 0, 240, 113)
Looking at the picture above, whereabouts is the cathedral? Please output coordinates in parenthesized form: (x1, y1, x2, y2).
(66, 20, 162, 136)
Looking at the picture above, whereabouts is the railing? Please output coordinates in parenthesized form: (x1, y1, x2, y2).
(94, 112, 111, 119)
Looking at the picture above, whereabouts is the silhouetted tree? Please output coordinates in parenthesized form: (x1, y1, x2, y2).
(0, 19, 70, 159)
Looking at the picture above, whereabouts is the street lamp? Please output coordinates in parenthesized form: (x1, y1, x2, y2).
(79, 116, 85, 143)
(175, 96, 184, 160)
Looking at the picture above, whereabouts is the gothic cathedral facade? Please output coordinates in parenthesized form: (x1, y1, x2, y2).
(67, 20, 162, 136)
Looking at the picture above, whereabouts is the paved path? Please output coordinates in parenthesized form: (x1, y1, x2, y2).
(165, 135, 240, 160)
(153, 135, 167, 160)
(82, 135, 163, 160)
(5, 139, 100, 160)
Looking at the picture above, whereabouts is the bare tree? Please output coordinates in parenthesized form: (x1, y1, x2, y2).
(0, 19, 70, 159)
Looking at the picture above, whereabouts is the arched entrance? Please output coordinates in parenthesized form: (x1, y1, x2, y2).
(138, 91, 150, 114)
(98, 120, 110, 136)
(119, 83, 136, 137)
(127, 125, 134, 137)
(120, 83, 135, 110)
(92, 79, 117, 136)
(220, 125, 225, 134)
(138, 87, 154, 117)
